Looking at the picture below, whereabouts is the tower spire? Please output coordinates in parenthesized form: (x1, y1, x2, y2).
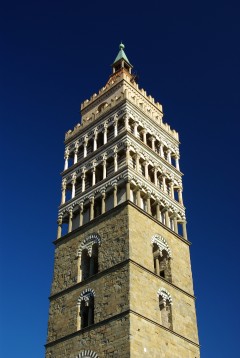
(112, 42, 133, 74)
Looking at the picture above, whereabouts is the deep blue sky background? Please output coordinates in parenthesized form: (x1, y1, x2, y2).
(1, 1, 240, 357)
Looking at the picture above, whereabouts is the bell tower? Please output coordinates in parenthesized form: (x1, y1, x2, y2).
(45, 44, 200, 358)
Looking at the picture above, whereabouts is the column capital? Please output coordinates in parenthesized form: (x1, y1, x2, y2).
(89, 196, 95, 204)
(64, 147, 70, 159)
(74, 140, 79, 149)
(93, 127, 98, 137)
(71, 172, 77, 182)
(61, 178, 67, 189)
(162, 206, 169, 213)
(57, 216, 63, 225)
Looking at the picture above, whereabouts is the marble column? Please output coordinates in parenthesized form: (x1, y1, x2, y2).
(68, 209, 73, 233)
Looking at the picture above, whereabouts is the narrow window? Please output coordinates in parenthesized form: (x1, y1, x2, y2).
(78, 292, 95, 330)
(159, 296, 173, 330)
(80, 296, 94, 328)
(153, 246, 172, 282)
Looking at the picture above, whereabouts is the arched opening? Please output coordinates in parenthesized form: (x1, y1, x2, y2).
(81, 249, 90, 280)
(152, 235, 172, 282)
(80, 295, 94, 328)
(159, 296, 173, 330)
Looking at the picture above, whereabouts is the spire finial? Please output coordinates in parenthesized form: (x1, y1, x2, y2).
(119, 42, 125, 50)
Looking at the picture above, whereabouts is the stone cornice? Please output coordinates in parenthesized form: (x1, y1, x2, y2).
(48, 258, 195, 302)
(45, 309, 199, 349)
(130, 310, 200, 348)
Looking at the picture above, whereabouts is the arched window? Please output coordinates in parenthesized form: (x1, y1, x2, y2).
(77, 234, 101, 282)
(77, 289, 95, 330)
(158, 288, 173, 330)
(151, 235, 172, 282)
(76, 350, 99, 358)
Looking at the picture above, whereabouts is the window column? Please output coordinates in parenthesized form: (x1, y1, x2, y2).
(167, 149, 172, 164)
(89, 197, 94, 220)
(133, 121, 138, 136)
(81, 169, 86, 192)
(126, 179, 131, 200)
(143, 160, 149, 179)
(71, 173, 77, 199)
(154, 167, 158, 186)
(114, 147, 118, 172)
(57, 216, 62, 239)
(142, 128, 147, 144)
(83, 136, 88, 158)
(147, 191, 151, 214)
(102, 154, 107, 179)
(79, 202, 84, 227)
(169, 180, 174, 198)
(150, 136, 156, 151)
(103, 122, 108, 144)
(61, 179, 67, 204)
(68, 209, 73, 233)
(126, 142, 130, 166)
(175, 155, 180, 171)
(162, 174, 167, 193)
(173, 214, 178, 233)
(159, 142, 164, 158)
(182, 220, 188, 240)
(113, 182, 118, 207)
(136, 186, 141, 207)
(92, 167, 96, 186)
(64, 148, 69, 170)
(163, 206, 170, 228)
(93, 129, 98, 151)
(178, 188, 183, 205)
(156, 200, 160, 221)
(114, 117, 118, 137)
(135, 152, 140, 172)
(74, 142, 79, 164)
(101, 190, 106, 214)
(124, 114, 129, 130)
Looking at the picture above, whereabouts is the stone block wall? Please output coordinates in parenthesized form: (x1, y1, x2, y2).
(46, 202, 200, 357)
(46, 314, 130, 358)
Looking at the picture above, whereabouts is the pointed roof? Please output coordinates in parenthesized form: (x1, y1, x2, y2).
(113, 42, 132, 66)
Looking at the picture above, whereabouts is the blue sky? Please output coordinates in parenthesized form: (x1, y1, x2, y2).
(1, 1, 240, 357)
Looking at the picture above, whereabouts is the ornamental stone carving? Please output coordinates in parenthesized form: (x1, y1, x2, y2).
(77, 288, 96, 306)
(78, 233, 101, 257)
(76, 351, 99, 358)
(157, 288, 173, 306)
(151, 234, 172, 257)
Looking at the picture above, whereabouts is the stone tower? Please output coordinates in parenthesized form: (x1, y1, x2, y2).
(46, 44, 200, 358)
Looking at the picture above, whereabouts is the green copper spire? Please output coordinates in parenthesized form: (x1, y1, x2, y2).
(113, 42, 132, 66)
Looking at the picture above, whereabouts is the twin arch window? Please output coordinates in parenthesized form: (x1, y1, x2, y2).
(77, 233, 173, 330)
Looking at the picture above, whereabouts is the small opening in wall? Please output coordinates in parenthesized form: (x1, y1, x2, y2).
(160, 270, 165, 278)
